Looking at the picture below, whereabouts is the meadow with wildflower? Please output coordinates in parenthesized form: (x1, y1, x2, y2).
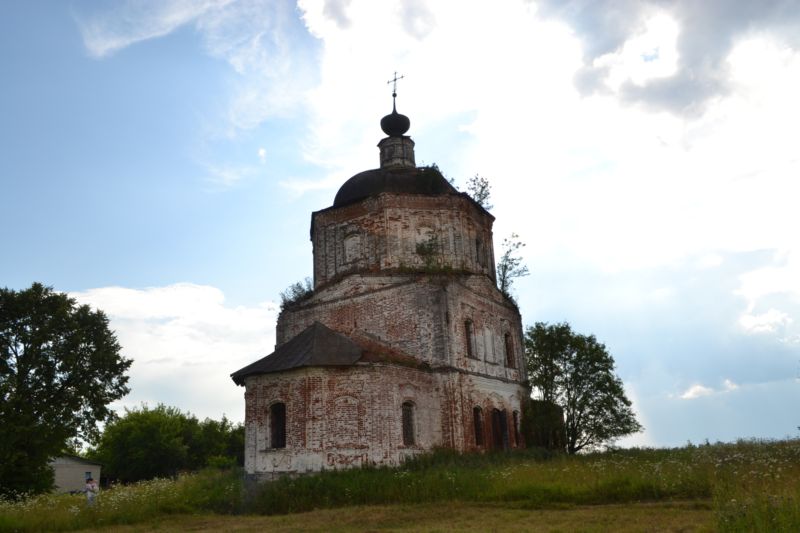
(1, 438, 798, 531)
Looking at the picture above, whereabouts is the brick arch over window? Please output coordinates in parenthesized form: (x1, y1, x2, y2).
(401, 401, 415, 446)
(269, 402, 286, 449)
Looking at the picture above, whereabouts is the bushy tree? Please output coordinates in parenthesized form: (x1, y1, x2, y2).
(496, 233, 529, 300)
(524, 322, 642, 454)
(466, 174, 492, 210)
(88, 404, 243, 482)
(0, 283, 131, 497)
(279, 277, 313, 310)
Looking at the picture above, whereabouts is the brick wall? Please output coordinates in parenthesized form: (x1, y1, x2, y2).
(243, 364, 526, 477)
(311, 193, 496, 287)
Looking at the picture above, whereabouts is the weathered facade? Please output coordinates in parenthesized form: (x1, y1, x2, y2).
(232, 98, 528, 479)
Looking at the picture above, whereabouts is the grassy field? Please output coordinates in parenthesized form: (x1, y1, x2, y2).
(92, 501, 715, 532)
(1, 438, 798, 532)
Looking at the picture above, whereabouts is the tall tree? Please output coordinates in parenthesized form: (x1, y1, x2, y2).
(0, 283, 131, 496)
(496, 233, 529, 300)
(524, 322, 642, 454)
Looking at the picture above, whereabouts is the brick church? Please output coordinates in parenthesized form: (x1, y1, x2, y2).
(232, 90, 528, 479)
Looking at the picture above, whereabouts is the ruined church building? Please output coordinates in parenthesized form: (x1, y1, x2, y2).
(232, 88, 528, 479)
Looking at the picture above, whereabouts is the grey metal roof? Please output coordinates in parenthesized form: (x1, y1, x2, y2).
(230, 322, 363, 386)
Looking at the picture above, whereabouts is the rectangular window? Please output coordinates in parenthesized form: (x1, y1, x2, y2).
(270, 402, 287, 449)
(402, 402, 415, 446)
(465, 320, 477, 359)
(504, 333, 515, 368)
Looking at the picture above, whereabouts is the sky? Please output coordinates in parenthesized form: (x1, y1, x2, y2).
(2, 0, 799, 448)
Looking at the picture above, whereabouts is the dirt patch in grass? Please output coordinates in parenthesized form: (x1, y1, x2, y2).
(95, 500, 714, 532)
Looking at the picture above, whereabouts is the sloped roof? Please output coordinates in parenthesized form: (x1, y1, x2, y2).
(230, 322, 363, 386)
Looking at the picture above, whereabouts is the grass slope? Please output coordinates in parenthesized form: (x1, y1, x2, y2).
(1, 439, 798, 532)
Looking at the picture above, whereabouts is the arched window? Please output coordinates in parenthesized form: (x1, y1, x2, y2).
(270, 402, 286, 449)
(491, 408, 509, 450)
(504, 333, 515, 368)
(465, 320, 476, 359)
(402, 401, 415, 446)
(473, 407, 484, 446)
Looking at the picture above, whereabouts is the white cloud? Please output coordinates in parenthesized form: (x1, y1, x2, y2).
(71, 284, 278, 422)
(290, 1, 800, 283)
(76, 0, 315, 136)
(679, 378, 741, 400)
(593, 12, 680, 91)
(735, 251, 800, 338)
(680, 384, 714, 400)
(257, 147, 267, 163)
(739, 308, 793, 334)
(77, 0, 233, 58)
(723, 379, 738, 392)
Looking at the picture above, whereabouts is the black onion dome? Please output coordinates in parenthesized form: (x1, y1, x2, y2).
(380, 104, 410, 136)
(333, 166, 457, 207)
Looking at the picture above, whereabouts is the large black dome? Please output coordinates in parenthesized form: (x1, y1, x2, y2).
(333, 166, 458, 207)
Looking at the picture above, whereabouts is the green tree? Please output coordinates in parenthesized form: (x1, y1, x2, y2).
(524, 322, 642, 454)
(496, 233, 529, 300)
(89, 404, 242, 482)
(279, 277, 313, 310)
(466, 174, 492, 210)
(0, 283, 131, 497)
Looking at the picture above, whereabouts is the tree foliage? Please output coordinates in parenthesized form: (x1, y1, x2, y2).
(524, 322, 642, 454)
(88, 404, 243, 482)
(496, 233, 529, 299)
(279, 277, 313, 310)
(0, 283, 131, 497)
(466, 174, 493, 210)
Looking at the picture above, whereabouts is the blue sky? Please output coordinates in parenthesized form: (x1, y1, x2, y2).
(2, 0, 799, 447)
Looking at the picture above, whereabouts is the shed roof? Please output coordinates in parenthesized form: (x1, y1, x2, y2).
(230, 322, 363, 385)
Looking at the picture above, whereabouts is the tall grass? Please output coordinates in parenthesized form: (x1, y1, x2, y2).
(0, 468, 241, 532)
(249, 446, 714, 515)
(1, 439, 798, 532)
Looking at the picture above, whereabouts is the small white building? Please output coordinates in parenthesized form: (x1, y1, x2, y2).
(50, 456, 102, 493)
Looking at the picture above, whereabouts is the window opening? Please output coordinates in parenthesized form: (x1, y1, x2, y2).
(504, 333, 515, 368)
(473, 407, 484, 446)
(491, 408, 509, 450)
(270, 402, 287, 449)
(402, 401, 415, 446)
(465, 320, 476, 359)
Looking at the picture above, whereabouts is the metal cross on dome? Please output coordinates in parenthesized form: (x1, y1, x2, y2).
(387, 71, 404, 98)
